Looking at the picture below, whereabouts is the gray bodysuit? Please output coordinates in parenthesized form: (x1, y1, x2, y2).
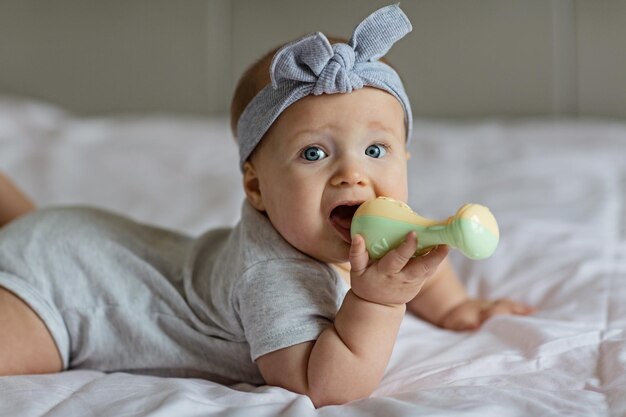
(0, 201, 348, 385)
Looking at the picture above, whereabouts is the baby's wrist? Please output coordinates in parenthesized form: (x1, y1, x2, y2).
(348, 289, 407, 312)
(434, 297, 472, 326)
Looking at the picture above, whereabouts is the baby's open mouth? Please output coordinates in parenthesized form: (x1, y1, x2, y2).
(330, 203, 361, 243)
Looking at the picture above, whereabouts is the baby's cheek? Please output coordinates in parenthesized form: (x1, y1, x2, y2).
(374, 167, 407, 198)
(277, 218, 314, 248)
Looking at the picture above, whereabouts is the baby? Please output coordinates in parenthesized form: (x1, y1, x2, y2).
(0, 5, 533, 408)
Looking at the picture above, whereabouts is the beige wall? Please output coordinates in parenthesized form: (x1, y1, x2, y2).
(0, 0, 625, 118)
(0, 1, 213, 115)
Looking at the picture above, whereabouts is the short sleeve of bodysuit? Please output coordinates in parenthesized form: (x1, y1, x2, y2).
(236, 256, 345, 361)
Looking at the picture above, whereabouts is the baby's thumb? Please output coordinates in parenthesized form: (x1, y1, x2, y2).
(349, 234, 369, 276)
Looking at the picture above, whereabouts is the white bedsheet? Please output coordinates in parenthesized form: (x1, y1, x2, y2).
(0, 96, 624, 416)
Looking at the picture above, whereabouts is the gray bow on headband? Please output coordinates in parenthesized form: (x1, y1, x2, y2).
(237, 3, 413, 169)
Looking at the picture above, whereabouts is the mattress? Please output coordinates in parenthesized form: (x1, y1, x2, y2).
(0, 96, 625, 416)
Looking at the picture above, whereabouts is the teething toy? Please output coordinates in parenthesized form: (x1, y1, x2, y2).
(350, 197, 499, 260)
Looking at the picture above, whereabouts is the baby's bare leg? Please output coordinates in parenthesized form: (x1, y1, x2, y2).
(0, 287, 62, 375)
(0, 172, 35, 227)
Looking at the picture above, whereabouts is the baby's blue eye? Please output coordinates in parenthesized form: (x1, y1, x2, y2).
(365, 144, 387, 158)
(302, 146, 327, 161)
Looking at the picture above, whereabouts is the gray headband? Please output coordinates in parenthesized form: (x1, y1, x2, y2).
(236, 4, 413, 169)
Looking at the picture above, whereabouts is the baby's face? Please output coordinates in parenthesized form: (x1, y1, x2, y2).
(245, 87, 409, 264)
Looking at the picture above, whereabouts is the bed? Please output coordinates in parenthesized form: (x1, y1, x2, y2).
(0, 96, 624, 416)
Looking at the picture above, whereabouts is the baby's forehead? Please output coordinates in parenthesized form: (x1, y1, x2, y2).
(283, 88, 403, 124)
(272, 96, 406, 143)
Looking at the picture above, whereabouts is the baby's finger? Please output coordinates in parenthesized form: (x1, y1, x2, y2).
(349, 234, 369, 276)
(479, 299, 534, 322)
(403, 245, 449, 278)
(513, 303, 536, 315)
(378, 232, 418, 273)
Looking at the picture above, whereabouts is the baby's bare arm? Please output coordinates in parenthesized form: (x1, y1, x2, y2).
(0, 172, 35, 227)
(256, 233, 448, 407)
(406, 257, 469, 325)
(258, 290, 406, 407)
(408, 257, 535, 330)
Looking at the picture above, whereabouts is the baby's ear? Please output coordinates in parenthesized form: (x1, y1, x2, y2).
(242, 161, 265, 212)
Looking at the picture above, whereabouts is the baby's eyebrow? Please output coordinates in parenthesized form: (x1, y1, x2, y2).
(367, 121, 399, 135)
(288, 129, 336, 148)
(287, 121, 400, 147)
(293, 121, 396, 136)
(290, 123, 338, 139)
(291, 128, 321, 139)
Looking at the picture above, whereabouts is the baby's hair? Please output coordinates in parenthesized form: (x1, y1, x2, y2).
(230, 36, 392, 137)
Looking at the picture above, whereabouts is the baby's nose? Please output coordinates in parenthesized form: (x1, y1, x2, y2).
(330, 160, 368, 187)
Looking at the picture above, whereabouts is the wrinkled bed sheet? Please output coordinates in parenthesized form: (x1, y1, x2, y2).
(0, 97, 624, 417)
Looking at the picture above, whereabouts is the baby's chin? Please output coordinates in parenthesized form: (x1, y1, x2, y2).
(281, 228, 351, 264)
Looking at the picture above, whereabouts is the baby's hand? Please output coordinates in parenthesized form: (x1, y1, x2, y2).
(349, 232, 449, 306)
(439, 298, 536, 331)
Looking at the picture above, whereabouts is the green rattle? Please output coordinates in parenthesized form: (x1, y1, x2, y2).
(350, 197, 500, 260)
